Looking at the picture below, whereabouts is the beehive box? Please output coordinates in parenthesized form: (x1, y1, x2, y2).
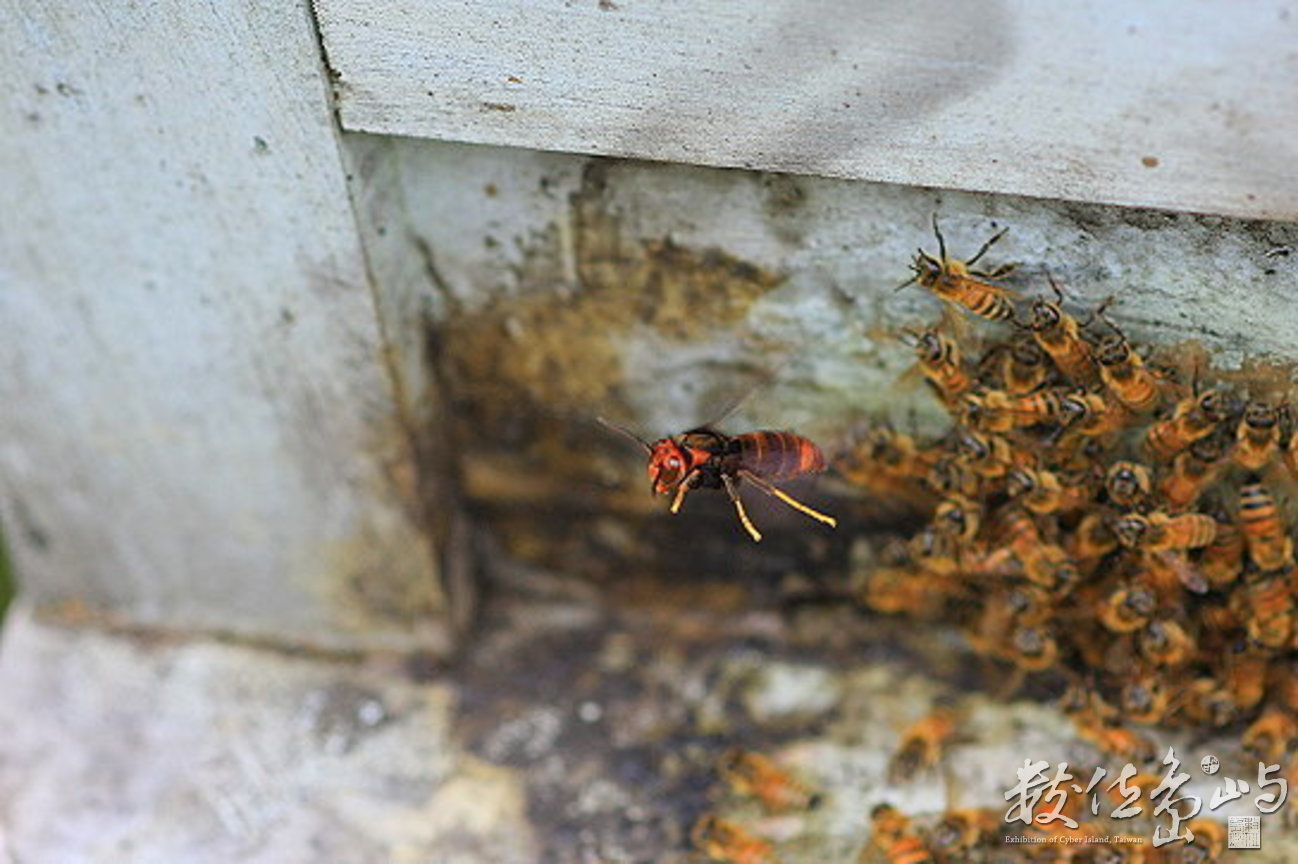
(1, 1, 1297, 861)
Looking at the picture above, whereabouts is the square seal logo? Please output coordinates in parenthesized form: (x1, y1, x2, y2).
(1227, 815, 1261, 850)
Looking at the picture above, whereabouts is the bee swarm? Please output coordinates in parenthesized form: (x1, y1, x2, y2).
(839, 224, 1298, 770)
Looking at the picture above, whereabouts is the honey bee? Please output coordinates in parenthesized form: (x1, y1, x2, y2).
(1159, 437, 1225, 513)
(909, 327, 974, 405)
(867, 804, 934, 864)
(889, 707, 958, 783)
(1234, 400, 1283, 471)
(1111, 512, 1217, 553)
(1242, 707, 1298, 764)
(1007, 387, 1077, 429)
(1002, 336, 1052, 395)
(1077, 717, 1157, 765)
(1105, 461, 1153, 511)
(1006, 465, 1094, 516)
(691, 815, 780, 864)
(1197, 601, 1241, 636)
(1182, 677, 1242, 729)
(1008, 624, 1060, 673)
(1092, 310, 1161, 412)
(1144, 389, 1231, 461)
(933, 496, 982, 548)
(909, 525, 970, 580)
(1112, 513, 1215, 594)
(1223, 641, 1269, 712)
(966, 584, 1042, 659)
(924, 455, 985, 500)
(1120, 675, 1174, 725)
(1235, 569, 1295, 649)
(956, 389, 1015, 433)
(1267, 662, 1298, 712)
(997, 507, 1074, 589)
(839, 424, 937, 503)
(1181, 818, 1226, 863)
(1200, 515, 1244, 588)
(901, 216, 1016, 322)
(1071, 511, 1119, 567)
(1028, 277, 1099, 385)
(926, 808, 1000, 859)
(863, 566, 962, 617)
(1139, 619, 1196, 667)
(951, 427, 1016, 480)
(1055, 390, 1130, 439)
(862, 541, 958, 616)
(716, 748, 821, 814)
(1238, 480, 1294, 572)
(1060, 675, 1114, 719)
(1099, 584, 1157, 634)
(599, 420, 836, 542)
(961, 387, 1076, 435)
(1007, 583, 1057, 625)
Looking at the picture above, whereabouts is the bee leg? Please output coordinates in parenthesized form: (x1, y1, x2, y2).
(738, 470, 838, 528)
(965, 226, 1009, 268)
(1046, 269, 1066, 303)
(930, 212, 947, 261)
(722, 474, 762, 542)
(972, 262, 1016, 280)
(669, 471, 701, 514)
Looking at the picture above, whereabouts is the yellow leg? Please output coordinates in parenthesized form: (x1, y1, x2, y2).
(723, 475, 762, 542)
(669, 470, 701, 514)
(740, 470, 837, 528)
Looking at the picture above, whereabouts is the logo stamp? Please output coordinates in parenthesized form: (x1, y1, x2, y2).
(1228, 815, 1261, 850)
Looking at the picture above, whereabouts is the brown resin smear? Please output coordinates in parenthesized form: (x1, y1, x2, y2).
(440, 165, 783, 428)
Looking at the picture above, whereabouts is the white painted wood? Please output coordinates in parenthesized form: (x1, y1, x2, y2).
(315, 0, 1298, 221)
(0, 0, 446, 650)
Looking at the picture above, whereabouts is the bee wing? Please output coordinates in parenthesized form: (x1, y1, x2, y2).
(693, 363, 789, 430)
(1156, 550, 1209, 595)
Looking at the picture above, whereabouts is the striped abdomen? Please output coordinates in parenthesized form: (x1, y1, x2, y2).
(933, 273, 1016, 321)
(1096, 338, 1159, 411)
(1242, 574, 1294, 649)
(1239, 482, 1294, 572)
(736, 431, 826, 480)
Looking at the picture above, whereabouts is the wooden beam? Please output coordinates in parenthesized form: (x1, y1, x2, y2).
(0, 0, 448, 651)
(315, 0, 1298, 221)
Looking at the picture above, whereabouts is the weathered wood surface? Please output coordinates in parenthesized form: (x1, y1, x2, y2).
(0, 0, 446, 650)
(315, 0, 1298, 221)
(360, 137, 1298, 456)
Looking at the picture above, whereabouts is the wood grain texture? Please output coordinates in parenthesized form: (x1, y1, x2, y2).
(0, 0, 447, 651)
(315, 0, 1298, 221)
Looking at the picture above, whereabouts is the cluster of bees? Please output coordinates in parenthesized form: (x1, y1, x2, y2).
(840, 218, 1298, 776)
(607, 218, 1293, 861)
